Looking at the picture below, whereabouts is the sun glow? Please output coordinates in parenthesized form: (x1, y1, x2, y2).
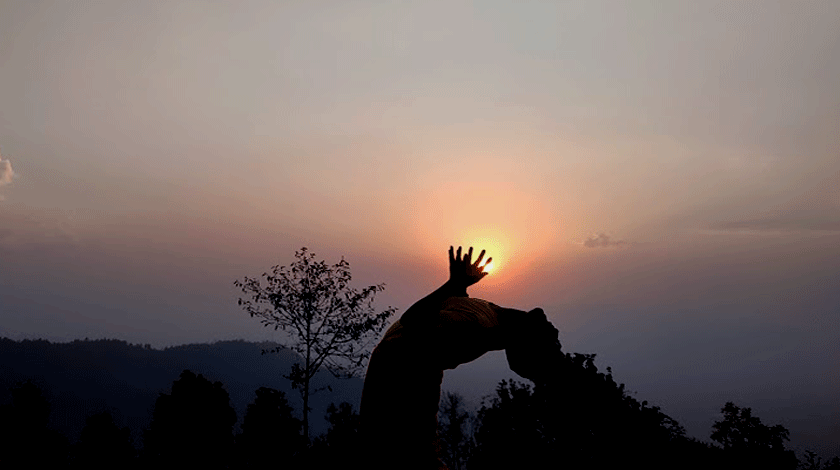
(459, 231, 509, 277)
(410, 179, 558, 291)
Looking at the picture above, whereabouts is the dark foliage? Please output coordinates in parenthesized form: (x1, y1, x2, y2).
(309, 401, 363, 468)
(0, 379, 69, 468)
(470, 351, 691, 470)
(237, 387, 303, 468)
(711, 401, 799, 470)
(72, 410, 137, 470)
(801, 450, 825, 470)
(467, 350, 807, 470)
(142, 370, 237, 469)
(0, 337, 363, 444)
(824, 457, 840, 470)
(1, 338, 837, 469)
(322, 402, 361, 449)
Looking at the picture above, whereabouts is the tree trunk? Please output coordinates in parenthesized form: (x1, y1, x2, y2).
(303, 378, 310, 445)
(303, 337, 311, 445)
(304, 299, 312, 446)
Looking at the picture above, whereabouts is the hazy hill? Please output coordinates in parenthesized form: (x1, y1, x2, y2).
(0, 337, 364, 445)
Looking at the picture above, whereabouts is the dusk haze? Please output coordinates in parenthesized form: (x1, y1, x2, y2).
(1, 0, 838, 464)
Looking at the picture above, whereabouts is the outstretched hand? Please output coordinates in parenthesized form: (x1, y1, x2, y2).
(449, 246, 492, 289)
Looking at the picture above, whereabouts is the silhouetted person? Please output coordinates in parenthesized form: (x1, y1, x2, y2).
(360, 246, 559, 469)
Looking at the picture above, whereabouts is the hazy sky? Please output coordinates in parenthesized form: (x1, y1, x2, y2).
(1, 0, 838, 458)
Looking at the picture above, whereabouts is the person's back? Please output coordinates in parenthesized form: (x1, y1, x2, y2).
(360, 296, 508, 467)
(360, 318, 445, 468)
(359, 247, 560, 469)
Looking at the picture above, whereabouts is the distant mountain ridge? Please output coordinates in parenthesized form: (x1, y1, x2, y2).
(0, 337, 364, 445)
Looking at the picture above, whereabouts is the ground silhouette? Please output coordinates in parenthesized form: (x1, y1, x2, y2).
(0, 344, 833, 468)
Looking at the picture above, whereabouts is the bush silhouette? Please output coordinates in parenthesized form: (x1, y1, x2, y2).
(470, 352, 689, 469)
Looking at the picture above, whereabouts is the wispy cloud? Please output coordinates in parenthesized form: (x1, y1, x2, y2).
(0, 207, 78, 250)
(711, 171, 840, 234)
(710, 215, 840, 233)
(581, 232, 628, 248)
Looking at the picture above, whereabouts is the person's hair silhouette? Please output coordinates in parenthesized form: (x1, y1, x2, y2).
(360, 246, 559, 469)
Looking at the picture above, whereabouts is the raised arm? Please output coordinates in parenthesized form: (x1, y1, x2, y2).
(399, 246, 491, 328)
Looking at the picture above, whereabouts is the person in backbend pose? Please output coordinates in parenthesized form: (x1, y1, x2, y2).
(360, 246, 561, 470)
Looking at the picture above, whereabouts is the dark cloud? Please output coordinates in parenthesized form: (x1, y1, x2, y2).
(582, 232, 627, 248)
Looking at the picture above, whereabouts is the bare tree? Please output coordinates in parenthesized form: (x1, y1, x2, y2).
(234, 247, 396, 442)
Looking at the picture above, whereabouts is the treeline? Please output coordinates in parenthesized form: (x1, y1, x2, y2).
(1, 370, 336, 469)
(1, 351, 838, 469)
(0, 337, 360, 441)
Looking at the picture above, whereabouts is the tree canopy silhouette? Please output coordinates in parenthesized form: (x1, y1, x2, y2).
(235, 247, 396, 441)
(238, 387, 303, 467)
(308, 401, 363, 468)
(710, 401, 798, 469)
(142, 370, 236, 470)
(0, 380, 68, 468)
(72, 410, 136, 470)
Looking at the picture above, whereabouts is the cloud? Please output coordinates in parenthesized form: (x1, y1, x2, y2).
(582, 232, 628, 248)
(0, 154, 14, 201)
(711, 171, 840, 234)
(0, 156, 13, 186)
